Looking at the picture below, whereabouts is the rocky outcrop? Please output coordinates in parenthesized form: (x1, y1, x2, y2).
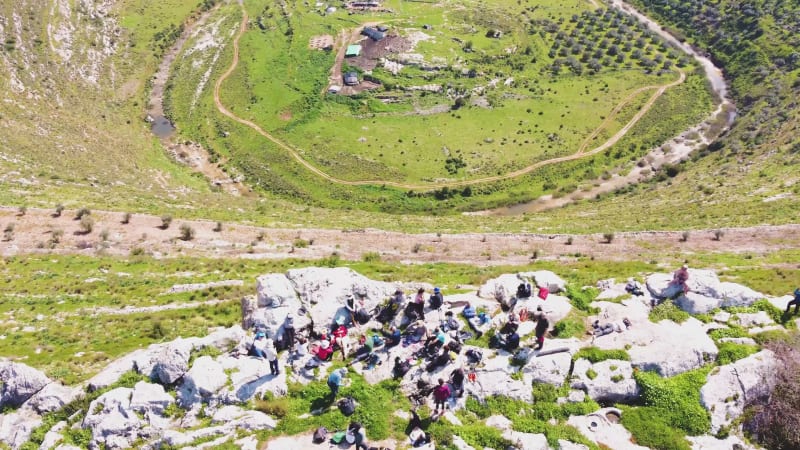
(178, 356, 227, 407)
(486, 414, 549, 450)
(151, 339, 193, 385)
(82, 387, 143, 449)
(647, 270, 764, 314)
(0, 408, 42, 449)
(25, 382, 82, 414)
(700, 350, 778, 433)
(523, 351, 573, 387)
(0, 361, 51, 408)
(571, 359, 639, 403)
(567, 408, 648, 450)
(130, 381, 174, 414)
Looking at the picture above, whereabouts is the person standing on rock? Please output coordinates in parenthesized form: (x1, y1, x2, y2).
(432, 378, 451, 415)
(327, 367, 348, 398)
(534, 306, 549, 351)
(413, 288, 426, 320)
(786, 288, 800, 315)
(264, 337, 279, 375)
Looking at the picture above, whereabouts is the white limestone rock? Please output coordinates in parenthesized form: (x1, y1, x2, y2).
(700, 350, 778, 433)
(571, 359, 639, 403)
(0, 361, 51, 408)
(503, 430, 549, 450)
(452, 435, 478, 450)
(523, 270, 567, 293)
(90, 348, 153, 391)
(178, 356, 227, 407)
(152, 338, 193, 385)
(478, 274, 520, 303)
(717, 337, 757, 346)
(130, 381, 174, 414)
(647, 270, 764, 313)
(731, 311, 773, 328)
(217, 354, 287, 402)
(26, 382, 82, 414)
(567, 408, 648, 450)
(594, 316, 718, 377)
(40, 420, 67, 450)
(82, 387, 142, 449)
(523, 351, 572, 387)
(0, 408, 42, 449)
(688, 434, 759, 450)
(559, 439, 590, 450)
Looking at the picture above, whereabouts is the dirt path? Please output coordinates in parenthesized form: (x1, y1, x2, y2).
(2, 207, 799, 266)
(213, 3, 685, 190)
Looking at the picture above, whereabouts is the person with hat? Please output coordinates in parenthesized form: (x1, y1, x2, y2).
(281, 314, 296, 350)
(327, 367, 348, 398)
(315, 338, 333, 361)
(248, 331, 269, 360)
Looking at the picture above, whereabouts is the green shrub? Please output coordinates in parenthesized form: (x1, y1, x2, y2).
(649, 301, 690, 323)
(254, 396, 290, 418)
(717, 342, 759, 365)
(552, 314, 585, 338)
(361, 251, 381, 262)
(179, 224, 195, 241)
(160, 214, 173, 229)
(611, 374, 624, 383)
(586, 368, 598, 380)
(75, 207, 91, 220)
(633, 367, 711, 435)
(293, 238, 309, 248)
(621, 406, 692, 450)
(565, 285, 599, 312)
(709, 326, 749, 340)
(573, 347, 630, 363)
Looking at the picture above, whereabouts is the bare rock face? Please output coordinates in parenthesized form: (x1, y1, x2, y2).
(522, 351, 573, 387)
(521, 270, 567, 293)
(0, 361, 51, 408)
(567, 408, 649, 450)
(700, 350, 778, 433)
(25, 382, 82, 414)
(130, 381, 174, 415)
(571, 359, 640, 403)
(82, 387, 142, 449)
(178, 356, 227, 407)
(0, 408, 42, 449)
(152, 339, 193, 386)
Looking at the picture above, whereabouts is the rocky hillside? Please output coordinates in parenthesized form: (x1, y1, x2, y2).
(2, 267, 795, 450)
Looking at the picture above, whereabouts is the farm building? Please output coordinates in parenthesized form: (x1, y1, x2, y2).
(343, 72, 359, 86)
(345, 44, 362, 57)
(361, 27, 385, 41)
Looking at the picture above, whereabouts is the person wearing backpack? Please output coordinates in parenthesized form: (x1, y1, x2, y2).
(393, 356, 411, 379)
(432, 378, 451, 414)
(449, 367, 465, 398)
(786, 288, 800, 314)
(348, 422, 368, 450)
(380, 326, 401, 347)
(504, 331, 520, 352)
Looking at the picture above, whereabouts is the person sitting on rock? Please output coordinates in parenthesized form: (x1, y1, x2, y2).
(504, 330, 520, 352)
(413, 288, 426, 320)
(442, 310, 461, 333)
(425, 344, 454, 372)
(349, 334, 378, 365)
(423, 328, 447, 355)
(393, 356, 412, 379)
(380, 325, 401, 347)
(671, 264, 690, 294)
(786, 288, 800, 315)
(315, 339, 333, 361)
(500, 313, 520, 335)
(625, 278, 644, 297)
(249, 331, 268, 359)
(406, 320, 429, 344)
(449, 367, 466, 398)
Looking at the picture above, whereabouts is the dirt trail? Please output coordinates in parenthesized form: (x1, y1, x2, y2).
(213, 3, 685, 190)
(2, 208, 799, 266)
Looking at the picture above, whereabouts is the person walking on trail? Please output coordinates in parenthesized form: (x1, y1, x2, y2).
(248, 331, 269, 360)
(327, 367, 348, 398)
(264, 337, 279, 375)
(787, 288, 800, 315)
(432, 378, 451, 414)
(534, 306, 549, 351)
(413, 288, 426, 320)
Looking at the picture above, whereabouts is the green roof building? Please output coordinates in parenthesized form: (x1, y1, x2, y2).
(345, 44, 362, 57)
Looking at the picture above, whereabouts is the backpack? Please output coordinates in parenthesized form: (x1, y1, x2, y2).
(429, 293, 443, 310)
(448, 340, 463, 354)
(394, 360, 411, 378)
(517, 282, 532, 298)
(465, 349, 483, 364)
(512, 348, 532, 365)
(313, 426, 328, 444)
(355, 308, 370, 325)
(338, 396, 356, 416)
(331, 431, 347, 444)
(538, 287, 549, 300)
(489, 334, 502, 349)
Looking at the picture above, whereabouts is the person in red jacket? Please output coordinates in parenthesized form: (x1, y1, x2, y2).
(432, 378, 451, 414)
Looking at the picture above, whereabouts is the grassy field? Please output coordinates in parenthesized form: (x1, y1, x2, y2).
(162, 0, 713, 212)
(2, 249, 797, 384)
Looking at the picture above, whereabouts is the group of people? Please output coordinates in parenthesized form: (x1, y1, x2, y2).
(246, 281, 555, 448)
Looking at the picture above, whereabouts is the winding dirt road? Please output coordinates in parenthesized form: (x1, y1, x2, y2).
(212, 3, 685, 190)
